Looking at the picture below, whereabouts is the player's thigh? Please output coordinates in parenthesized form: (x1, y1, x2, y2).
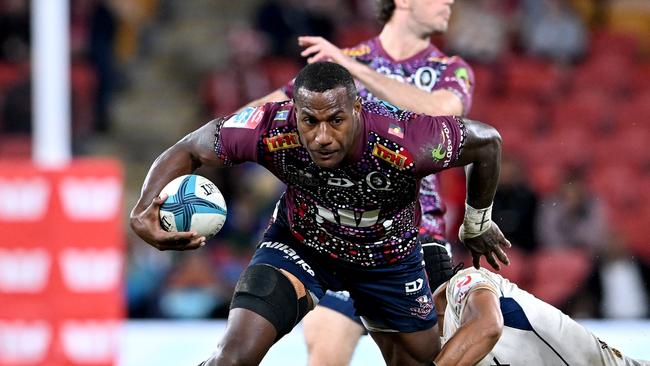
(369, 324, 440, 366)
(303, 304, 364, 366)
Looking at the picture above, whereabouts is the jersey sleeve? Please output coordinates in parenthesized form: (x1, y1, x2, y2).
(447, 269, 499, 320)
(405, 114, 466, 178)
(214, 104, 274, 165)
(434, 56, 475, 115)
(281, 79, 295, 99)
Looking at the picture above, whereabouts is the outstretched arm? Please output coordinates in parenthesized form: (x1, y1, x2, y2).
(129, 120, 225, 251)
(298, 36, 465, 116)
(452, 119, 511, 269)
(243, 89, 289, 109)
(435, 289, 503, 366)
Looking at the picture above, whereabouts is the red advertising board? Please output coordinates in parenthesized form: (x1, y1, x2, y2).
(0, 159, 124, 366)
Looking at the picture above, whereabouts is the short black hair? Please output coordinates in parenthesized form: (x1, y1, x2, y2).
(293, 62, 357, 104)
(377, 0, 395, 24)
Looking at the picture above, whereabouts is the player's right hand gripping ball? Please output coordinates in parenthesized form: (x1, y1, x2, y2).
(158, 174, 227, 239)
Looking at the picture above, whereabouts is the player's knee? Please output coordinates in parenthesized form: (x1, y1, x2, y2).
(230, 264, 311, 340)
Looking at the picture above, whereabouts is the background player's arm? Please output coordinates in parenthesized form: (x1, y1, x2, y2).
(298, 36, 464, 116)
(129, 120, 225, 251)
(435, 288, 503, 366)
(243, 89, 289, 109)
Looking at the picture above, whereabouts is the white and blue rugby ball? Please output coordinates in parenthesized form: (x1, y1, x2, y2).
(159, 174, 227, 239)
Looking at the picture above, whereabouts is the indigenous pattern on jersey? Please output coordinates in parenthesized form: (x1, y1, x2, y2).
(443, 268, 649, 366)
(283, 37, 474, 239)
(216, 101, 465, 267)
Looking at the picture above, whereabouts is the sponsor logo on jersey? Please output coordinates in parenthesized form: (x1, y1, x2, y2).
(0, 249, 50, 293)
(343, 44, 371, 57)
(0, 178, 50, 221)
(388, 124, 404, 139)
(414, 66, 437, 92)
(60, 321, 118, 363)
(431, 122, 454, 167)
(274, 109, 289, 121)
(365, 171, 392, 191)
(327, 177, 354, 188)
(223, 106, 265, 129)
(405, 278, 424, 294)
(0, 321, 51, 363)
(316, 206, 380, 228)
(264, 132, 301, 152)
(372, 143, 413, 170)
(454, 67, 471, 90)
(410, 295, 433, 319)
(59, 177, 121, 220)
(286, 167, 319, 186)
(59, 249, 122, 292)
(259, 241, 315, 276)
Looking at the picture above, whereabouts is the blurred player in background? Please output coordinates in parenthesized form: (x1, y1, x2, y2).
(247, 0, 475, 363)
(130, 62, 508, 365)
(429, 245, 650, 366)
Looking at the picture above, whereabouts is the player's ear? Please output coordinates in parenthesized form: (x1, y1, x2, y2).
(353, 96, 362, 114)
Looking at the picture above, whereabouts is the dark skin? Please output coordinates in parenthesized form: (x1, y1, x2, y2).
(129, 86, 508, 365)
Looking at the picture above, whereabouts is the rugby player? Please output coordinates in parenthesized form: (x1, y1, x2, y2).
(247, 1, 475, 362)
(130, 62, 509, 366)
(427, 244, 650, 366)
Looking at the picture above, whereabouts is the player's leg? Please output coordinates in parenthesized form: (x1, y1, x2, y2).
(303, 291, 365, 366)
(346, 247, 441, 365)
(199, 220, 328, 365)
(369, 326, 440, 366)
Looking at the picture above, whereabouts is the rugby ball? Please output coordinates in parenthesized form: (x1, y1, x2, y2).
(159, 175, 227, 238)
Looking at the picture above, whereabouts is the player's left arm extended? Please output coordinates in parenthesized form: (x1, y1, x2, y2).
(349, 62, 463, 116)
(452, 119, 511, 270)
(434, 288, 503, 366)
(298, 36, 464, 116)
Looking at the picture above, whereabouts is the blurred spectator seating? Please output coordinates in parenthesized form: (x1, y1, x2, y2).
(530, 249, 592, 307)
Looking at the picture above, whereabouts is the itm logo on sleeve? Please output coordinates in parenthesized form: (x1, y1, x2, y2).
(259, 241, 315, 276)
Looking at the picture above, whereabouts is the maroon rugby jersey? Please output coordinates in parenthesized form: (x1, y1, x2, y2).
(215, 101, 465, 266)
(283, 37, 475, 240)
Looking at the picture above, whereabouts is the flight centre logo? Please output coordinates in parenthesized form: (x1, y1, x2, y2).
(372, 143, 414, 170)
(264, 132, 301, 152)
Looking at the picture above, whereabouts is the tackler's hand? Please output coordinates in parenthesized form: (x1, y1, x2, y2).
(130, 193, 206, 251)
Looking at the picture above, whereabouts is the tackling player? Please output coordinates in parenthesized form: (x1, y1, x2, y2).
(247, 1, 475, 362)
(427, 245, 650, 366)
(130, 62, 509, 366)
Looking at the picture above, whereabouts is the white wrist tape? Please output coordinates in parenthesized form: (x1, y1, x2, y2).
(460, 202, 493, 239)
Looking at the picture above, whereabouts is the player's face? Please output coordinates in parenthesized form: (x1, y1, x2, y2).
(410, 0, 454, 34)
(295, 87, 362, 169)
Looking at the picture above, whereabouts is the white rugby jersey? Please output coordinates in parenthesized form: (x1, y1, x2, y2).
(442, 268, 649, 366)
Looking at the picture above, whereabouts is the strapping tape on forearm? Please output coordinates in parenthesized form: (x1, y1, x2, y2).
(461, 202, 493, 238)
